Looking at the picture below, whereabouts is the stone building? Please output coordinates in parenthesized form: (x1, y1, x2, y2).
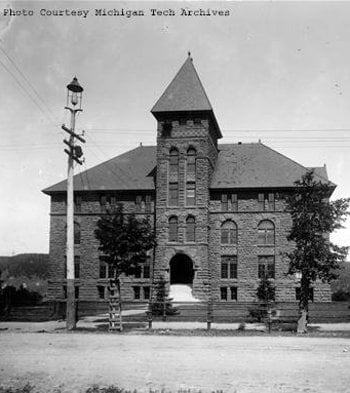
(43, 56, 334, 304)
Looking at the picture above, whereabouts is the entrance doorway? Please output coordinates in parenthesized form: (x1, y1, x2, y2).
(170, 254, 194, 284)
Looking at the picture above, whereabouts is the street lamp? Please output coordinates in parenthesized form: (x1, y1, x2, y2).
(62, 77, 85, 330)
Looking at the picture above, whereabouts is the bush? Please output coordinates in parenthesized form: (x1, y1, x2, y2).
(332, 289, 350, 301)
(0, 284, 42, 307)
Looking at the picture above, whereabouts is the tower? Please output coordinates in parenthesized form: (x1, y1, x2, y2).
(151, 55, 222, 300)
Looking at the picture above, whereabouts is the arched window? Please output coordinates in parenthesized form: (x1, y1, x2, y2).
(74, 222, 81, 245)
(186, 216, 195, 242)
(257, 220, 275, 245)
(169, 148, 179, 174)
(169, 216, 178, 242)
(221, 221, 238, 245)
(187, 147, 196, 174)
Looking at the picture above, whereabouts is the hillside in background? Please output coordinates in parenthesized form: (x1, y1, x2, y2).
(0, 254, 49, 298)
(0, 254, 48, 279)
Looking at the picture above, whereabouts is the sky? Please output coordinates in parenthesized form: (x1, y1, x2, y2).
(0, 1, 350, 256)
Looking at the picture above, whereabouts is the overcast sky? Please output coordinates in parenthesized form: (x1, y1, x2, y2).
(0, 1, 350, 256)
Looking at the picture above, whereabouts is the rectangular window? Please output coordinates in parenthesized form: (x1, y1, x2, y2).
(169, 183, 179, 206)
(186, 182, 196, 206)
(221, 256, 237, 279)
(75, 286, 79, 299)
(258, 193, 265, 210)
(136, 195, 142, 212)
(268, 193, 275, 211)
(143, 263, 150, 279)
(258, 256, 275, 279)
(97, 286, 105, 300)
(63, 286, 67, 299)
(143, 286, 150, 300)
(100, 195, 107, 212)
(230, 287, 238, 301)
(74, 195, 82, 213)
(133, 286, 140, 300)
(221, 194, 228, 212)
(74, 256, 80, 279)
(231, 194, 238, 211)
(110, 196, 117, 206)
(145, 195, 152, 213)
(220, 287, 228, 301)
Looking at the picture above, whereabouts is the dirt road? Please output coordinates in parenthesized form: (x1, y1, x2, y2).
(1, 332, 350, 392)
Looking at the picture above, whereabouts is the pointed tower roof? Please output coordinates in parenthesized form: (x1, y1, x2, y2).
(152, 55, 214, 113)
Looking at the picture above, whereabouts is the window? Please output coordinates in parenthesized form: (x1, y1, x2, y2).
(258, 193, 265, 210)
(143, 258, 151, 279)
(268, 193, 275, 211)
(162, 122, 172, 137)
(258, 256, 275, 279)
(186, 216, 195, 242)
(169, 183, 179, 206)
(145, 195, 152, 213)
(221, 194, 228, 212)
(295, 287, 314, 302)
(133, 286, 141, 300)
(220, 287, 228, 301)
(74, 222, 80, 245)
(221, 256, 237, 279)
(74, 195, 82, 213)
(230, 287, 238, 301)
(187, 147, 196, 175)
(100, 195, 116, 212)
(135, 195, 142, 212)
(143, 286, 150, 300)
(257, 220, 275, 245)
(169, 148, 179, 175)
(75, 286, 79, 299)
(74, 256, 80, 279)
(186, 182, 196, 206)
(221, 194, 238, 212)
(97, 286, 105, 300)
(221, 221, 238, 245)
(63, 286, 67, 299)
(169, 216, 178, 242)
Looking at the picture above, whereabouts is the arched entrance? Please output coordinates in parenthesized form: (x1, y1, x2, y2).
(170, 253, 194, 284)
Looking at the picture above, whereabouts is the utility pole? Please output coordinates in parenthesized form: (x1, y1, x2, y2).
(63, 77, 85, 330)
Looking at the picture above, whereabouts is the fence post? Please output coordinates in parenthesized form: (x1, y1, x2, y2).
(207, 300, 213, 330)
(162, 299, 166, 322)
(147, 301, 153, 329)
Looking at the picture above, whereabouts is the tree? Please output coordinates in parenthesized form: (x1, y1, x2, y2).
(151, 276, 178, 318)
(286, 170, 349, 333)
(249, 275, 275, 324)
(94, 204, 156, 330)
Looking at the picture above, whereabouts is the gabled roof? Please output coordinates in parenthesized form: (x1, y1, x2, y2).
(43, 143, 334, 194)
(43, 145, 156, 194)
(210, 143, 334, 189)
(151, 56, 213, 113)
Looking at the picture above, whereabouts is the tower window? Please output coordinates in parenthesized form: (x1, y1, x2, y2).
(187, 147, 196, 175)
(186, 216, 196, 242)
(169, 216, 178, 242)
(169, 148, 179, 175)
(169, 183, 179, 206)
(186, 182, 196, 206)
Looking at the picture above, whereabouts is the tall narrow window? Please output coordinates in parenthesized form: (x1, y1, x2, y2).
(74, 195, 82, 213)
(97, 286, 105, 300)
(74, 222, 81, 245)
(169, 183, 179, 206)
(99, 258, 107, 279)
(230, 287, 238, 301)
(268, 193, 275, 211)
(221, 221, 238, 245)
(231, 194, 238, 211)
(169, 216, 178, 242)
(135, 195, 142, 212)
(221, 194, 228, 212)
(74, 256, 80, 279)
(133, 286, 140, 300)
(169, 148, 179, 175)
(187, 147, 196, 175)
(143, 286, 150, 300)
(186, 216, 195, 242)
(258, 193, 265, 210)
(220, 287, 228, 301)
(145, 195, 152, 213)
(257, 220, 275, 245)
(186, 182, 196, 206)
